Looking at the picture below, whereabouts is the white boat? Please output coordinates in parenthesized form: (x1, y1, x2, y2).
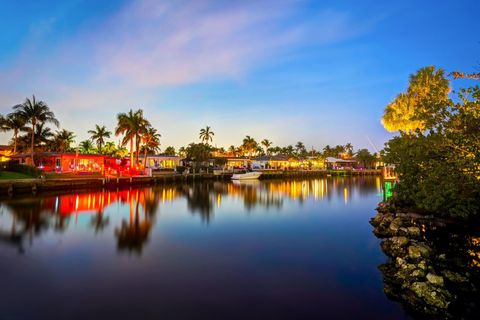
(231, 171, 262, 180)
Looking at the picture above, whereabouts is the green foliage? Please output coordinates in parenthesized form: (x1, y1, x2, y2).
(1, 161, 42, 178)
(381, 66, 451, 133)
(185, 143, 212, 167)
(356, 149, 375, 168)
(163, 146, 176, 156)
(383, 68, 480, 219)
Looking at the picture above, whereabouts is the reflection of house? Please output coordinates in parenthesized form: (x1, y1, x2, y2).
(0, 145, 12, 162)
(140, 155, 182, 169)
(13, 153, 105, 173)
(325, 157, 357, 169)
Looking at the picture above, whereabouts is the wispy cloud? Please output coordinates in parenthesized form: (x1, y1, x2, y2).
(0, 0, 378, 145)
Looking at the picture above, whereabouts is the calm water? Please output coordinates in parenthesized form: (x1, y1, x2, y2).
(0, 177, 408, 319)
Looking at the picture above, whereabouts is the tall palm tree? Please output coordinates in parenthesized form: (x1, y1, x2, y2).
(141, 127, 161, 167)
(242, 135, 258, 157)
(52, 129, 75, 153)
(13, 95, 59, 164)
(0, 112, 27, 154)
(199, 126, 214, 145)
(115, 109, 151, 166)
(261, 139, 273, 155)
(88, 125, 111, 153)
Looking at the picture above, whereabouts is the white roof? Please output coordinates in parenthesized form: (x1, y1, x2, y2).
(326, 157, 356, 163)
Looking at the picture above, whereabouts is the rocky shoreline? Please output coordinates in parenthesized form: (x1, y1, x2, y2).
(370, 202, 480, 319)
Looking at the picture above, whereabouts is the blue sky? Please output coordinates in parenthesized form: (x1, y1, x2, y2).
(0, 0, 479, 151)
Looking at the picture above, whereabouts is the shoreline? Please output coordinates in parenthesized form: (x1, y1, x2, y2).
(0, 169, 380, 196)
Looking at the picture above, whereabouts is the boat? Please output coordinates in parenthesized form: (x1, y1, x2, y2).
(231, 171, 262, 180)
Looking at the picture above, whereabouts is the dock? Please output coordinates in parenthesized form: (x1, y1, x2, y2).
(0, 169, 381, 196)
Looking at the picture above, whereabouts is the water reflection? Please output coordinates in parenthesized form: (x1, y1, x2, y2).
(0, 177, 381, 255)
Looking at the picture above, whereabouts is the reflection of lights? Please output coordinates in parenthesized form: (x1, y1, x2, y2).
(344, 187, 348, 204)
(217, 194, 221, 208)
(75, 195, 79, 211)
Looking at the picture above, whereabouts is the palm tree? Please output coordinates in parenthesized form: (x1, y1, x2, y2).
(199, 126, 214, 145)
(103, 141, 117, 157)
(228, 145, 236, 157)
(0, 112, 27, 154)
(295, 141, 306, 157)
(242, 135, 258, 157)
(88, 125, 111, 153)
(344, 143, 353, 157)
(52, 129, 75, 153)
(21, 123, 54, 150)
(115, 109, 151, 166)
(13, 95, 59, 164)
(141, 127, 161, 167)
(79, 140, 95, 154)
(261, 139, 272, 155)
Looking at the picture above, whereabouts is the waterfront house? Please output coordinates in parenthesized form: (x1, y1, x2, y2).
(211, 157, 251, 170)
(12, 152, 106, 173)
(140, 155, 183, 170)
(325, 156, 357, 169)
(252, 154, 290, 169)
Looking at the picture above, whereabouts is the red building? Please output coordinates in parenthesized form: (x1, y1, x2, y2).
(13, 152, 106, 173)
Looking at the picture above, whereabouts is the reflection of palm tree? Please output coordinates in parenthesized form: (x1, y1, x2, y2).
(90, 211, 109, 234)
(115, 190, 153, 254)
(183, 183, 214, 223)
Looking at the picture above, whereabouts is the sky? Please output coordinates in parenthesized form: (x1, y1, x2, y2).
(0, 0, 479, 152)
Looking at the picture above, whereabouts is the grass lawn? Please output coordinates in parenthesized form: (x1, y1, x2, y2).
(0, 171, 34, 180)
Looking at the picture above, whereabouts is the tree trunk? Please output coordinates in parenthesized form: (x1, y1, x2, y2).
(129, 137, 134, 169)
(30, 120, 35, 165)
(13, 129, 17, 154)
(143, 148, 148, 169)
(135, 134, 140, 166)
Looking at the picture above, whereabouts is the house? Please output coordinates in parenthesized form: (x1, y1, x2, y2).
(12, 152, 106, 173)
(140, 155, 182, 170)
(211, 157, 251, 170)
(252, 154, 290, 169)
(325, 157, 357, 169)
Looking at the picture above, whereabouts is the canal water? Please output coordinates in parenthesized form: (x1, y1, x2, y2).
(0, 177, 409, 319)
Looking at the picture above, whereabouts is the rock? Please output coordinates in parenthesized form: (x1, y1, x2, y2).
(398, 227, 409, 236)
(418, 260, 427, 271)
(371, 212, 396, 237)
(410, 281, 452, 310)
(442, 270, 468, 283)
(408, 243, 431, 260)
(389, 217, 403, 233)
(396, 257, 406, 266)
(392, 236, 409, 247)
(411, 268, 426, 278)
(381, 236, 410, 257)
(407, 226, 421, 237)
(426, 273, 444, 286)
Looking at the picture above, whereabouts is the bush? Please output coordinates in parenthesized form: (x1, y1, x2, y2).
(0, 161, 43, 178)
